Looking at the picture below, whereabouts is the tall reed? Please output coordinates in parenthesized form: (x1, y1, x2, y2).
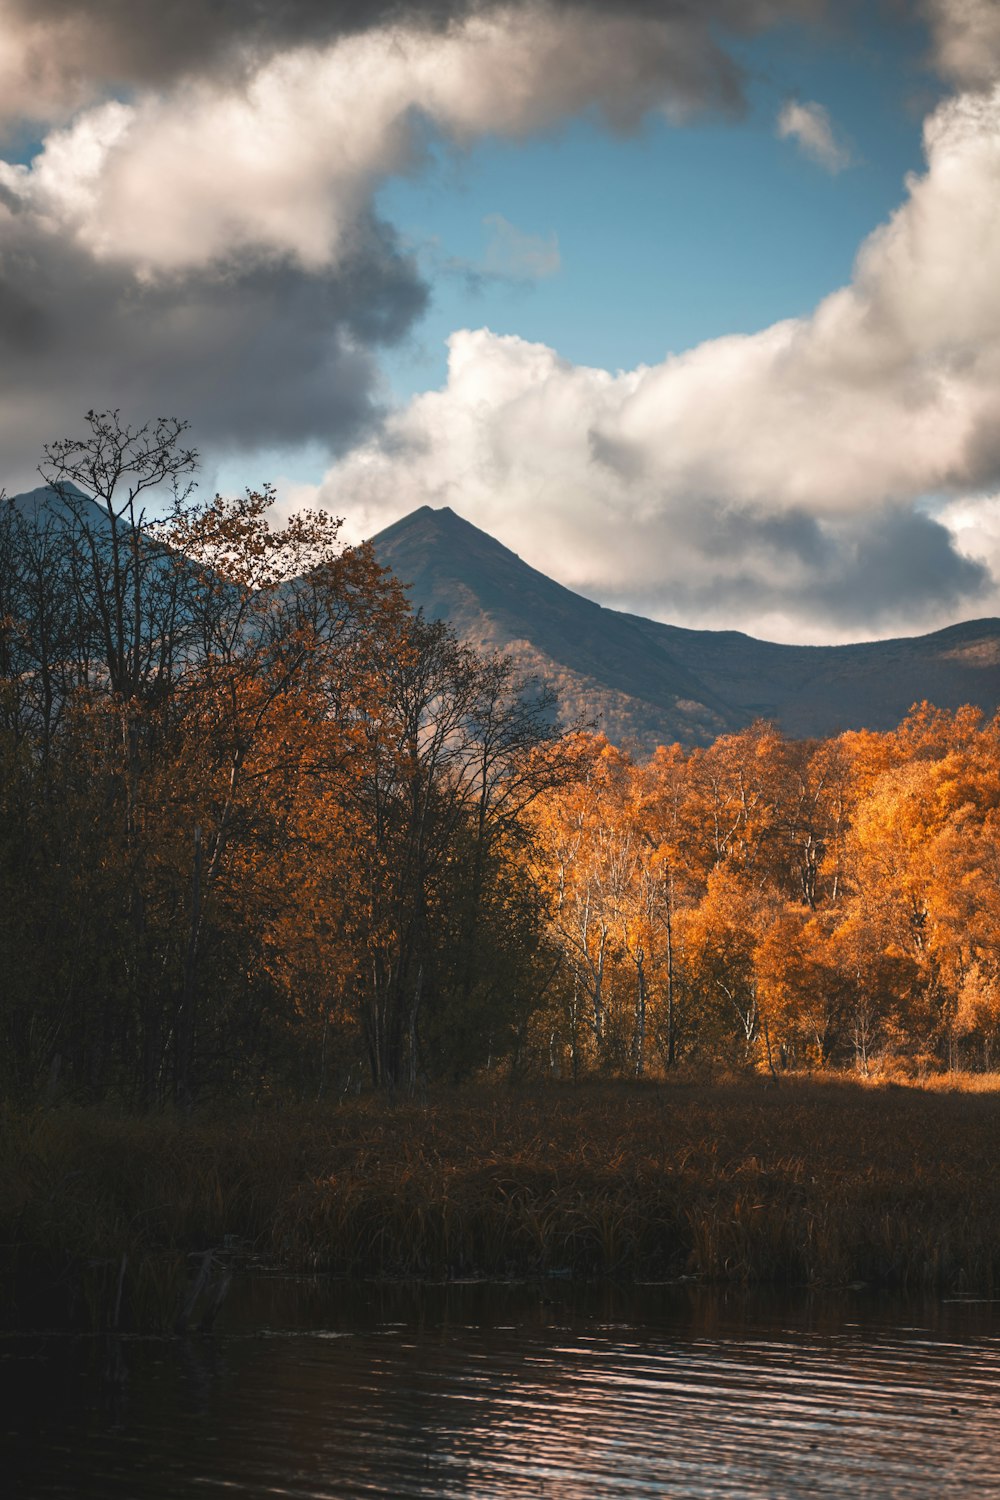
(2, 1076, 998, 1329)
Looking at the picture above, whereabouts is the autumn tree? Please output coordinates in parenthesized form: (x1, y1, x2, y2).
(4, 413, 1000, 1098)
(342, 614, 580, 1089)
(0, 418, 409, 1102)
(530, 737, 631, 1072)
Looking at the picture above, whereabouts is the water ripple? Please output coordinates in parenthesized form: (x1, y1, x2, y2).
(7, 1289, 1000, 1499)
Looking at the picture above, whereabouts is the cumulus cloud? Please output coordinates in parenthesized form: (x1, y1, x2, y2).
(0, 203, 426, 491)
(0, 0, 832, 478)
(0, 0, 831, 130)
(938, 492, 1000, 580)
(921, 0, 1000, 90)
(776, 99, 851, 172)
(0, 10, 764, 277)
(0, 0, 479, 127)
(307, 84, 1000, 641)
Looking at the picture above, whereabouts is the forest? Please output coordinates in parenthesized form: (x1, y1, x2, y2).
(2, 412, 999, 1108)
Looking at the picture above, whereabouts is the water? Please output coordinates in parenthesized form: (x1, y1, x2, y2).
(5, 1280, 1000, 1498)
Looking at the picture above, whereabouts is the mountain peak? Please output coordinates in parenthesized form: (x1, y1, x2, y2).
(371, 505, 731, 747)
(6, 480, 101, 525)
(371, 505, 1000, 751)
(8, 479, 90, 505)
(376, 502, 492, 542)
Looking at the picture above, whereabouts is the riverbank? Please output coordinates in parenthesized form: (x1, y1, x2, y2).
(3, 1076, 999, 1329)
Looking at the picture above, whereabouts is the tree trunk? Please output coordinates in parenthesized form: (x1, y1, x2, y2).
(175, 824, 202, 1104)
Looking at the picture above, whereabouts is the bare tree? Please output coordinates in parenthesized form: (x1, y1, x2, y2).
(39, 409, 199, 705)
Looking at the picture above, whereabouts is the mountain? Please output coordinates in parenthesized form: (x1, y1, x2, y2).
(371, 505, 1000, 751)
(9, 486, 996, 750)
(7, 481, 101, 522)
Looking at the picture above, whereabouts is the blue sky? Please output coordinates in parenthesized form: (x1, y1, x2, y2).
(1, 1, 999, 642)
(378, 13, 934, 400)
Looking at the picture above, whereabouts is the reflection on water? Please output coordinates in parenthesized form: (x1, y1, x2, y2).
(5, 1282, 1000, 1498)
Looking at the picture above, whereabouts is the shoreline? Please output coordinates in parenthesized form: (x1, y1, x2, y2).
(4, 1077, 999, 1331)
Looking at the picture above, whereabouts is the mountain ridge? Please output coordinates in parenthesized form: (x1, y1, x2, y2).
(370, 504, 1000, 750)
(7, 486, 996, 750)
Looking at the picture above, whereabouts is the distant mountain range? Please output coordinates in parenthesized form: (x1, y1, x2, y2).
(371, 505, 1000, 751)
(9, 485, 997, 751)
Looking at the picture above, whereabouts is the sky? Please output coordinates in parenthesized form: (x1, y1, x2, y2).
(2, 1, 1000, 644)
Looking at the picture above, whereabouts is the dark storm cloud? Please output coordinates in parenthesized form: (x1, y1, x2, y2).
(5, 0, 487, 91)
(681, 504, 830, 568)
(599, 504, 991, 631)
(1, 0, 833, 126)
(813, 507, 991, 617)
(6, 0, 829, 76)
(0, 209, 427, 486)
(960, 398, 1000, 492)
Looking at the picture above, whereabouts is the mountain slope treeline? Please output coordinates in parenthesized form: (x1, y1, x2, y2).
(371, 505, 1000, 751)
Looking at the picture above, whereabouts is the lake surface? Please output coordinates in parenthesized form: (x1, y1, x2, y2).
(5, 1281, 1000, 1498)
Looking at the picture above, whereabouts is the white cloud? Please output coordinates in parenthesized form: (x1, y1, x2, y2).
(939, 492, 1000, 577)
(776, 99, 851, 172)
(0, 1, 783, 481)
(307, 84, 1000, 641)
(0, 8, 749, 276)
(482, 214, 560, 281)
(922, 0, 1000, 90)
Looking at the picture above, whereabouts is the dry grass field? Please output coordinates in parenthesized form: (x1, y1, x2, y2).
(3, 1075, 999, 1329)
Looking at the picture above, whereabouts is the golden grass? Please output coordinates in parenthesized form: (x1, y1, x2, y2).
(907, 1070, 1000, 1093)
(3, 1075, 999, 1329)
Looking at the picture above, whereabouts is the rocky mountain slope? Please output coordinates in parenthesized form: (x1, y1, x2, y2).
(371, 504, 1000, 751)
